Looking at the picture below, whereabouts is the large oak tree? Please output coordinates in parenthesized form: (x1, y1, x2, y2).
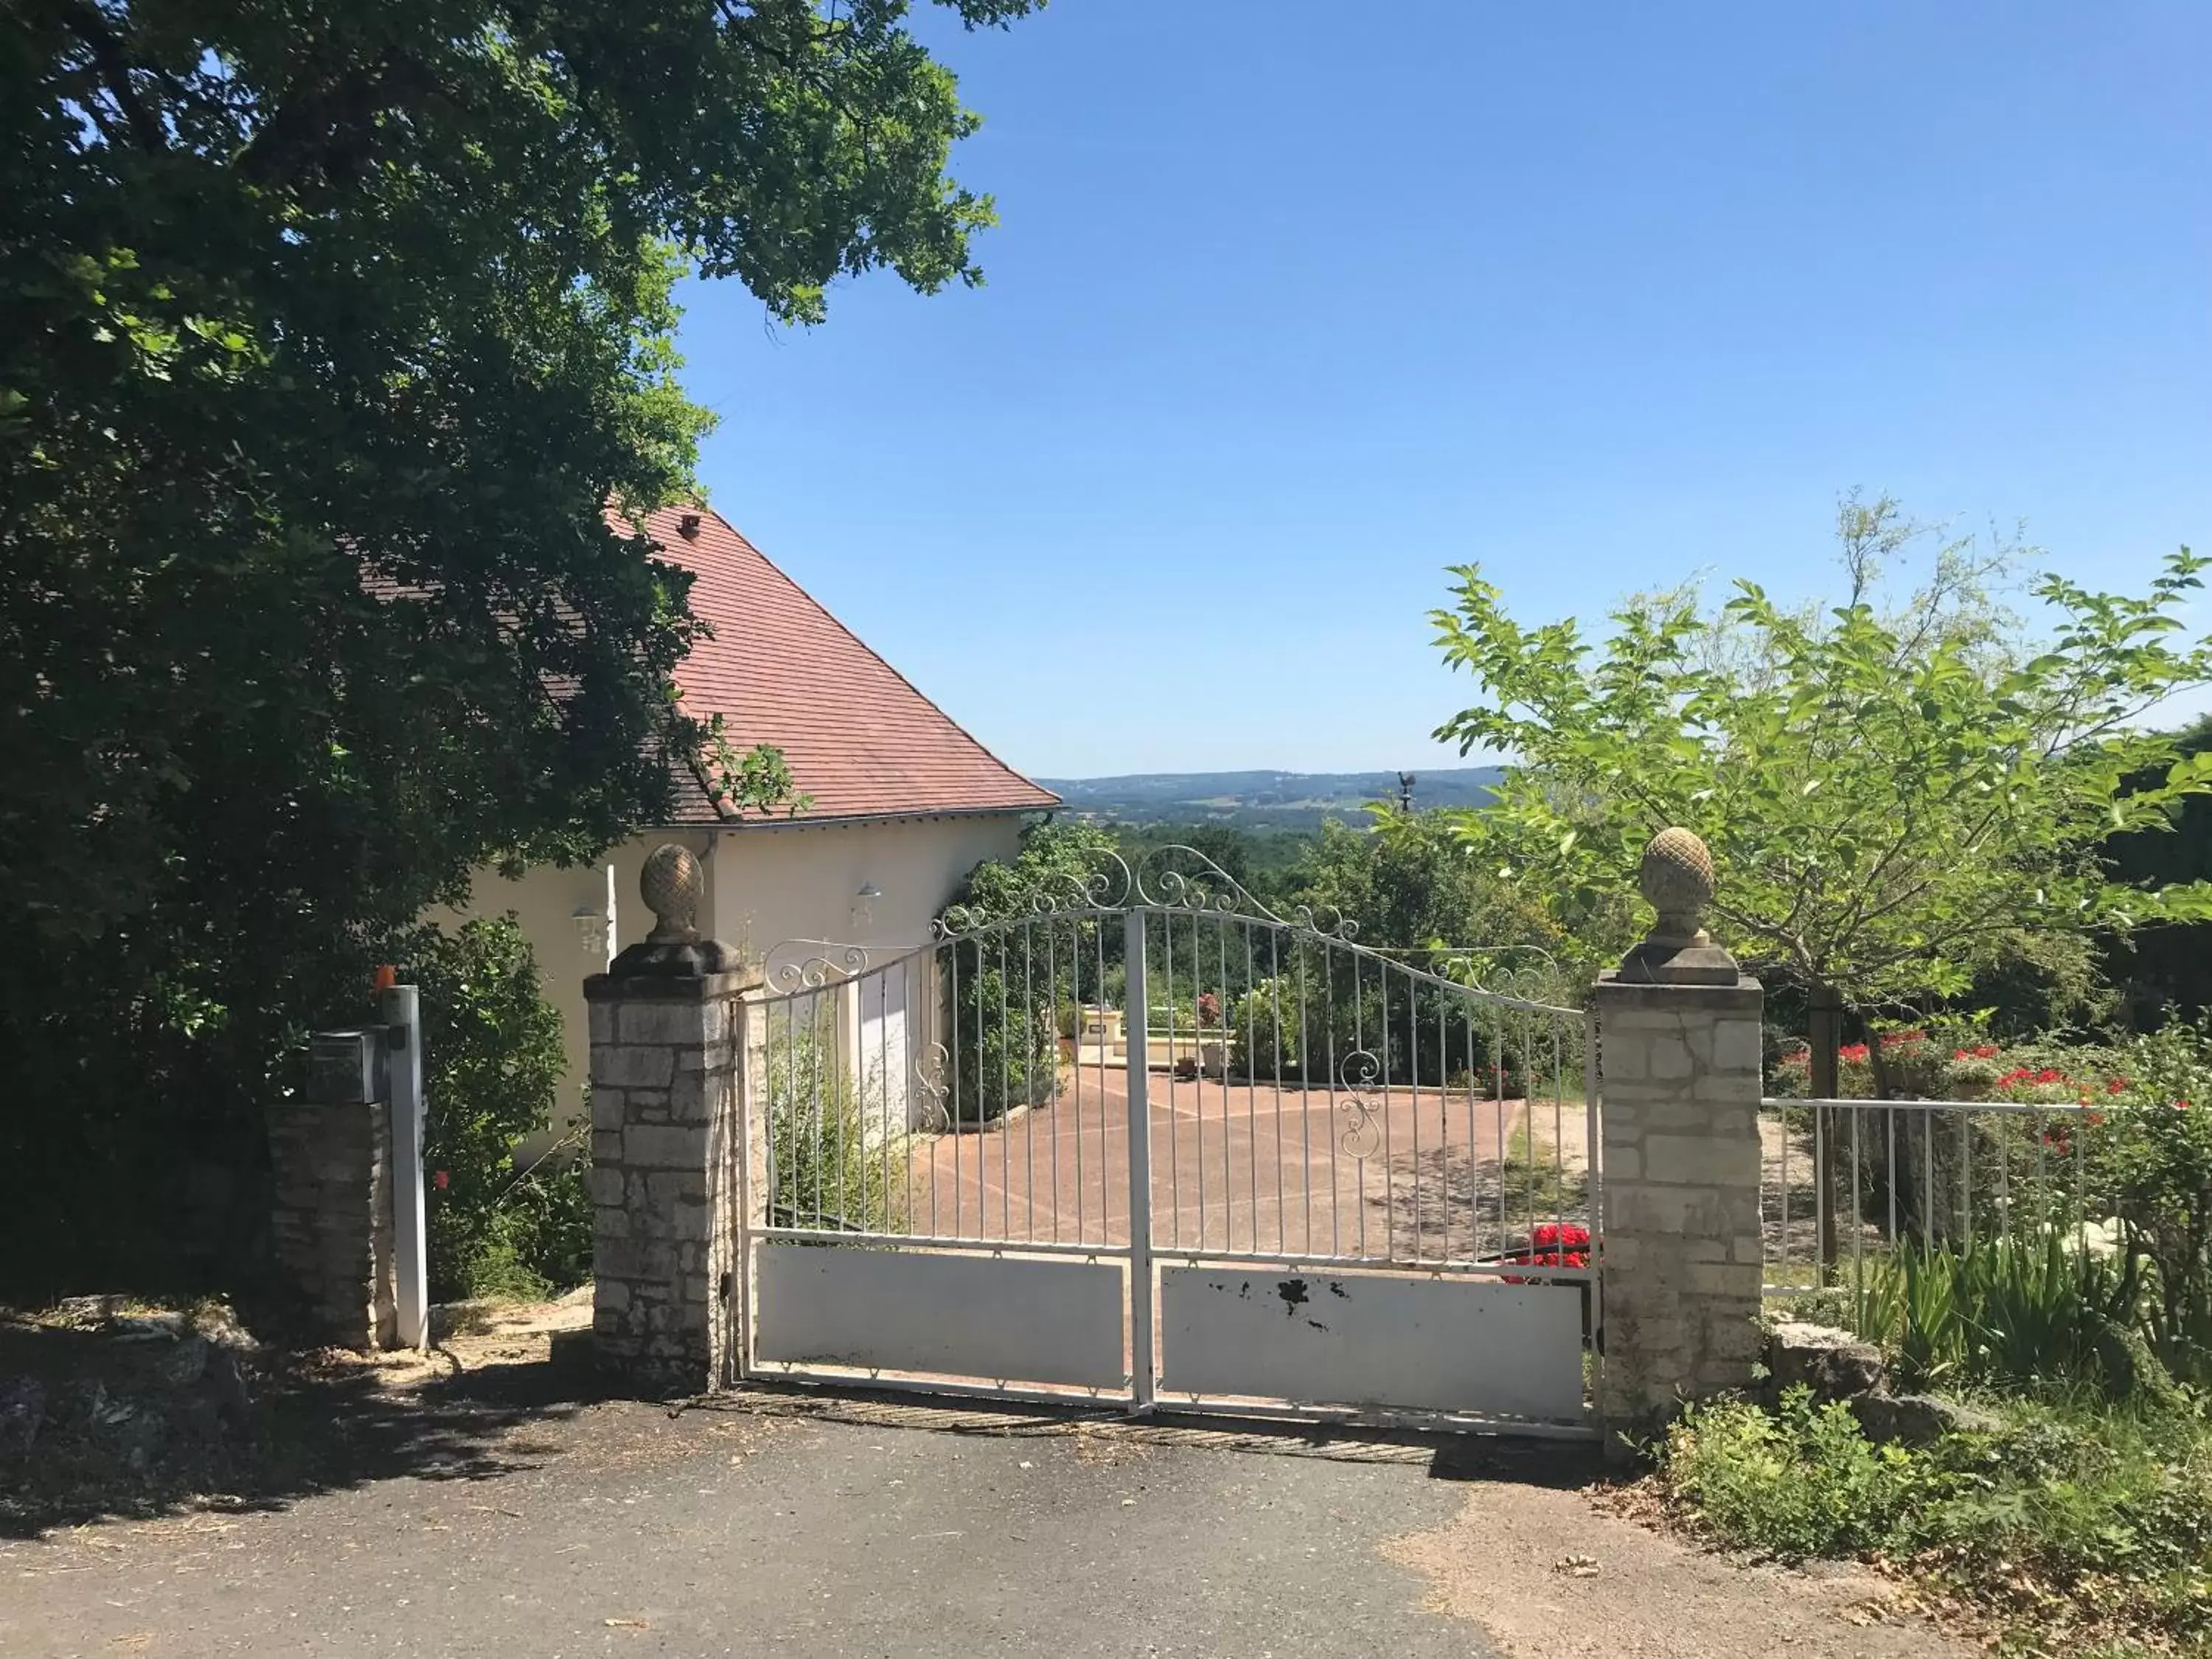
(0, 0, 1038, 1290)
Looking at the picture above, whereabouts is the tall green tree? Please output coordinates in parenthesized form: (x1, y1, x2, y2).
(0, 0, 1039, 1292)
(1428, 499, 2212, 1037)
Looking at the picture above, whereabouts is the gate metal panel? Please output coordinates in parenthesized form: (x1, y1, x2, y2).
(738, 842, 1600, 1434)
(754, 1244, 1126, 1391)
(1157, 1265, 1586, 1422)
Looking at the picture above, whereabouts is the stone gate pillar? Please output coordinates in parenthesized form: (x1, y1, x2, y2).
(1593, 828, 1765, 1454)
(584, 844, 764, 1395)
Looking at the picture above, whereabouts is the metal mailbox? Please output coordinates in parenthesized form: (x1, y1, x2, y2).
(309, 1028, 389, 1105)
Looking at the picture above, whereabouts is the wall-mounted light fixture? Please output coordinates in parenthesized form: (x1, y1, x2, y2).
(571, 902, 611, 964)
(852, 881, 883, 928)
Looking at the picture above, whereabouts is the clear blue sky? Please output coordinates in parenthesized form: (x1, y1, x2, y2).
(675, 1, 2212, 779)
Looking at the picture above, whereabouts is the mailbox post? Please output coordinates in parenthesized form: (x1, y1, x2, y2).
(378, 984, 431, 1349)
(274, 1020, 401, 1349)
(283, 990, 427, 1351)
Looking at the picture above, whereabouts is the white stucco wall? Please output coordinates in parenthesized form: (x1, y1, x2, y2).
(438, 814, 1026, 1134)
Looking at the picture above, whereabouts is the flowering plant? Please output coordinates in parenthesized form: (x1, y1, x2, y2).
(1499, 1222, 1592, 1282)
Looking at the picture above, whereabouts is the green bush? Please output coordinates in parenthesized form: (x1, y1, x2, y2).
(2096, 1027, 2212, 1382)
(936, 821, 1116, 1122)
(1662, 1388, 1930, 1559)
(767, 1030, 905, 1233)
(1659, 1389, 2212, 1651)
(1229, 978, 1301, 1078)
(944, 961, 1057, 1122)
(397, 914, 588, 1302)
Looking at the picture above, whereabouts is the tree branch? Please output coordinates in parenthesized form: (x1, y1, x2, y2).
(60, 0, 164, 154)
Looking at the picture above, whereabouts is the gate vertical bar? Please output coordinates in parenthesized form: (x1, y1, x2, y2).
(1584, 1004, 1603, 1364)
(733, 987, 757, 1387)
(1123, 910, 1157, 1411)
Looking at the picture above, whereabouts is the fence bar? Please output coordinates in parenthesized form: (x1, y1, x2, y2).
(1123, 909, 1156, 1411)
(1760, 1096, 2098, 1295)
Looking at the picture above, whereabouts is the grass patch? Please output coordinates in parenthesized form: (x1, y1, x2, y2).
(1500, 1117, 1589, 1222)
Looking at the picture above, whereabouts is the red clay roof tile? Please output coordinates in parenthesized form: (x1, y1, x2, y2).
(629, 504, 1058, 825)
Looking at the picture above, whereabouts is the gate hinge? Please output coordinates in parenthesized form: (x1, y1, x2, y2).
(717, 1271, 733, 1304)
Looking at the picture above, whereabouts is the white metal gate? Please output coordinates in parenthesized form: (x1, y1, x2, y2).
(739, 846, 1600, 1435)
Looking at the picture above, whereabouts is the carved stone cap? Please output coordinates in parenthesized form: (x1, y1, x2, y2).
(1620, 827, 1739, 986)
(641, 844, 703, 944)
(610, 842, 740, 978)
(1639, 827, 1714, 947)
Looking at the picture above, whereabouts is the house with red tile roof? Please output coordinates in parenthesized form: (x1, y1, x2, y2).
(448, 503, 1057, 1129)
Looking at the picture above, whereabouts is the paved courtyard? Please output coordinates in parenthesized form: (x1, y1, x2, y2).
(904, 1065, 1591, 1263)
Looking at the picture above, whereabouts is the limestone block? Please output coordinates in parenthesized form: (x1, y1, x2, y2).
(591, 1087, 629, 1132)
(1765, 1320, 1885, 1400)
(619, 1001, 699, 1046)
(1602, 1036, 1649, 1082)
(623, 1123, 703, 1171)
(585, 1166, 626, 1206)
(591, 1044, 675, 1090)
(1643, 1133, 1759, 1188)
(1712, 1018, 1764, 1077)
(1684, 1260, 1763, 1299)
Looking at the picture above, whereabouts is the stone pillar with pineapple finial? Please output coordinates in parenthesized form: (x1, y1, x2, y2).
(1591, 828, 1766, 1455)
(583, 844, 766, 1395)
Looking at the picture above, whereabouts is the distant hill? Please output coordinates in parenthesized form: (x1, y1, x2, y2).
(1035, 768, 1504, 832)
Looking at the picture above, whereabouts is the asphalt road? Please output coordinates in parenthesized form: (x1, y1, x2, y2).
(2, 1392, 1513, 1658)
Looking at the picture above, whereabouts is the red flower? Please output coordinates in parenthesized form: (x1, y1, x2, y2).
(434, 1169, 450, 1190)
(1838, 1043, 1871, 1064)
(2108, 1077, 2128, 1093)
(1975, 1044, 1999, 1060)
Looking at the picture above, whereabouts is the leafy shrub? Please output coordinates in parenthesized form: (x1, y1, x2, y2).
(937, 821, 1115, 1121)
(767, 1030, 905, 1233)
(1229, 978, 1301, 1078)
(1659, 1390, 2212, 1650)
(1662, 1388, 1929, 1558)
(2095, 1027, 2212, 1381)
(395, 915, 586, 1302)
(1926, 1406, 2212, 1623)
(944, 963, 1057, 1122)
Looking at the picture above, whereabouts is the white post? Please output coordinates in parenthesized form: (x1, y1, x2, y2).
(380, 983, 431, 1349)
(601, 862, 618, 973)
(1122, 911, 1156, 1411)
